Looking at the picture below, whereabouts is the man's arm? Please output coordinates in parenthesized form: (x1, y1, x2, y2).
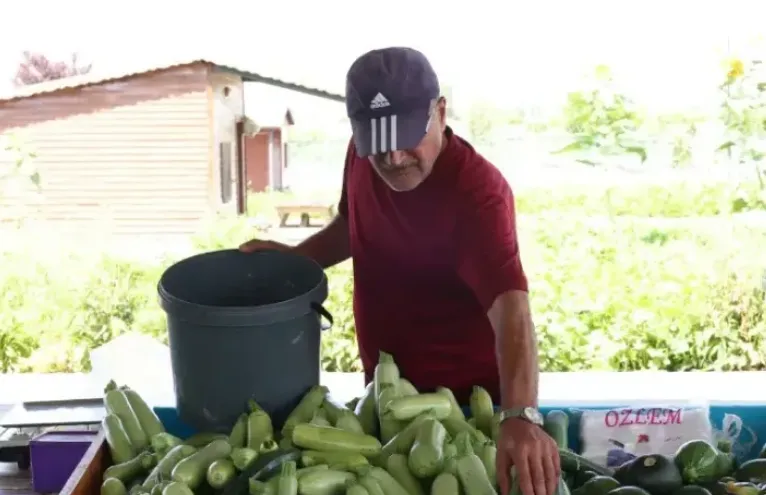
(294, 215, 351, 269)
(293, 139, 356, 269)
(457, 170, 537, 408)
(488, 291, 538, 409)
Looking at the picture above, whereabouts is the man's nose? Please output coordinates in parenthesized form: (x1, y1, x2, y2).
(383, 150, 408, 165)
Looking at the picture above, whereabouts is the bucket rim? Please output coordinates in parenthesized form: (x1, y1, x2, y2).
(157, 248, 328, 313)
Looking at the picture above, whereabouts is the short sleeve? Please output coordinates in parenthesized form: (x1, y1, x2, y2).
(337, 139, 355, 218)
(457, 176, 528, 311)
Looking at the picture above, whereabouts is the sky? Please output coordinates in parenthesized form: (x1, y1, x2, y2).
(1, 0, 764, 115)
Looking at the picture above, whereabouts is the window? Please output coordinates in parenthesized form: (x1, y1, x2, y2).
(219, 142, 232, 203)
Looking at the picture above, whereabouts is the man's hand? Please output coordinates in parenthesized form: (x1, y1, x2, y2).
(239, 239, 291, 253)
(497, 418, 560, 495)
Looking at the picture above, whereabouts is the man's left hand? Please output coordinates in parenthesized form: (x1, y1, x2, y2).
(496, 417, 561, 495)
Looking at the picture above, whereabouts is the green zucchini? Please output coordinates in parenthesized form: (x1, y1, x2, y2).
(441, 417, 484, 444)
(378, 413, 435, 465)
(397, 379, 419, 396)
(302, 450, 369, 470)
(544, 410, 569, 450)
(407, 417, 447, 478)
(297, 469, 355, 495)
(247, 400, 275, 450)
(336, 410, 365, 434)
(103, 414, 137, 464)
(104, 452, 156, 484)
(143, 445, 196, 491)
(229, 413, 248, 448)
(183, 432, 227, 447)
(454, 431, 495, 495)
(346, 480, 371, 495)
(171, 438, 232, 489)
(468, 386, 494, 437)
(231, 447, 259, 470)
(479, 442, 497, 488)
(378, 384, 405, 444)
(386, 453, 425, 495)
(310, 410, 333, 427)
(384, 393, 452, 421)
(436, 387, 466, 422)
(358, 475, 386, 495)
(161, 482, 194, 495)
(431, 472, 459, 495)
(259, 439, 278, 454)
(276, 460, 298, 495)
(155, 444, 197, 479)
(292, 423, 382, 457)
(366, 466, 409, 495)
(150, 433, 182, 458)
(282, 385, 328, 437)
(102, 478, 128, 495)
(104, 381, 149, 452)
(321, 398, 346, 425)
(150, 481, 171, 495)
(122, 387, 165, 439)
(373, 351, 400, 411)
(296, 464, 330, 479)
(443, 442, 459, 476)
(207, 458, 236, 489)
(354, 383, 378, 437)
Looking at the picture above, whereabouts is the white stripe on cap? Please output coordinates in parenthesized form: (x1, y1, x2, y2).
(390, 115, 397, 150)
(368, 115, 398, 155)
(370, 118, 378, 155)
(380, 116, 388, 153)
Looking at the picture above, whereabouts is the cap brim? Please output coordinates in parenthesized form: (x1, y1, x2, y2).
(350, 108, 431, 157)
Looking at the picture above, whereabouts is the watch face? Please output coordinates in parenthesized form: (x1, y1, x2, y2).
(524, 407, 544, 425)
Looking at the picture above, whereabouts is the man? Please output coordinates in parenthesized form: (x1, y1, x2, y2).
(240, 47, 559, 495)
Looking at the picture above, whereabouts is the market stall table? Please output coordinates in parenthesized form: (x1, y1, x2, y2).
(61, 371, 766, 495)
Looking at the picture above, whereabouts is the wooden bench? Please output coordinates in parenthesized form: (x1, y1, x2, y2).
(275, 203, 335, 228)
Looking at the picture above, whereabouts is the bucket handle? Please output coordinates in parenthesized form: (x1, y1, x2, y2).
(311, 303, 334, 330)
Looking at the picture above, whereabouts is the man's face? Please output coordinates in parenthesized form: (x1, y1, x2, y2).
(367, 98, 448, 192)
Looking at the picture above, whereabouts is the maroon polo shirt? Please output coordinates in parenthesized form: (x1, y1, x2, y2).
(337, 127, 528, 404)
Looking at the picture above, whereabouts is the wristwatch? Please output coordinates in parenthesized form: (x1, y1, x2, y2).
(498, 407, 544, 427)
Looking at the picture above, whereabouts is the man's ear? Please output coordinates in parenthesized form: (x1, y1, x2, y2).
(437, 96, 448, 128)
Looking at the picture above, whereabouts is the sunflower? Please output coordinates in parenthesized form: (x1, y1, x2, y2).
(727, 58, 745, 79)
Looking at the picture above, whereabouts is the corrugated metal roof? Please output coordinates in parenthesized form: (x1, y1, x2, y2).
(0, 58, 345, 104)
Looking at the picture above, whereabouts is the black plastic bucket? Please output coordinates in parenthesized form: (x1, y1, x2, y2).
(157, 249, 333, 433)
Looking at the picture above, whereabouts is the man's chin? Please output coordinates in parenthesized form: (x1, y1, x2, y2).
(379, 172, 425, 192)
(384, 178, 424, 192)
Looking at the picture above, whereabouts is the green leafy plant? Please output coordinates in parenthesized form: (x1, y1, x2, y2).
(554, 64, 647, 165)
(717, 57, 766, 188)
(2, 185, 766, 374)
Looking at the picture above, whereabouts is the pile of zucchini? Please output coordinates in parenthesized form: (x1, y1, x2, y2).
(244, 351, 595, 495)
(101, 381, 278, 495)
(99, 353, 766, 495)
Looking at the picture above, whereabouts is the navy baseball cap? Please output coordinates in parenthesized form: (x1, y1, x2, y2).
(345, 47, 440, 157)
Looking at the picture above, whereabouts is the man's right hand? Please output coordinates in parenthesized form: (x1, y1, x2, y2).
(239, 239, 292, 254)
